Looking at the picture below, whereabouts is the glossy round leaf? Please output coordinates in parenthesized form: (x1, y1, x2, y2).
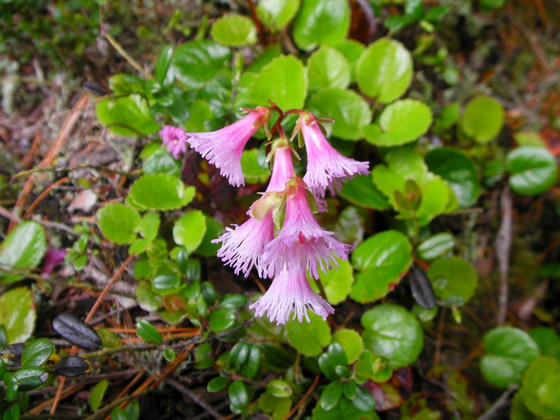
(308, 47, 351, 91)
(292, 0, 350, 51)
(332, 329, 364, 363)
(228, 379, 249, 413)
(21, 339, 54, 368)
(376, 99, 433, 145)
(173, 210, 207, 253)
(211, 14, 257, 46)
(338, 174, 390, 210)
(286, 312, 331, 356)
(356, 38, 413, 103)
(521, 357, 560, 418)
(97, 203, 140, 245)
(427, 257, 477, 306)
(96, 94, 160, 137)
(480, 327, 540, 388)
(312, 258, 353, 304)
(251, 56, 307, 110)
(350, 231, 412, 303)
(207, 376, 229, 393)
(209, 308, 236, 332)
(170, 40, 231, 89)
(0, 221, 46, 283)
(307, 88, 371, 140)
(506, 146, 558, 195)
(529, 327, 560, 359)
(361, 304, 423, 369)
(135, 320, 163, 344)
(127, 174, 195, 211)
(416, 232, 455, 262)
(0, 287, 36, 344)
(460, 96, 504, 143)
(257, 0, 300, 31)
(334, 39, 365, 81)
(425, 147, 481, 208)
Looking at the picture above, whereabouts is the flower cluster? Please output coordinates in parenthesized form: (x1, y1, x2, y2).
(159, 107, 369, 324)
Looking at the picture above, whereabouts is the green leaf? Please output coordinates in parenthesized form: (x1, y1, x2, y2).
(312, 394, 375, 420)
(286, 312, 331, 356)
(311, 258, 353, 305)
(460, 96, 504, 143)
(268, 379, 293, 398)
(319, 343, 348, 381)
(170, 40, 231, 89)
(334, 40, 365, 82)
(197, 216, 223, 257)
(416, 233, 455, 261)
(292, 0, 350, 51)
(352, 385, 376, 412)
(506, 146, 558, 195)
(96, 94, 160, 137)
(257, 0, 300, 31)
(143, 149, 181, 176)
(89, 379, 109, 412)
(152, 274, 181, 292)
(480, 327, 540, 388)
(136, 280, 162, 312)
(427, 257, 477, 306)
(211, 14, 257, 46)
(434, 102, 460, 131)
(529, 327, 560, 359)
(241, 345, 261, 379)
(356, 38, 413, 103)
(0, 287, 36, 344)
(241, 148, 271, 184)
(97, 203, 140, 245)
(13, 367, 47, 390)
(320, 381, 342, 410)
(163, 348, 176, 361)
(521, 357, 560, 418)
(370, 99, 433, 146)
(209, 308, 236, 332)
(0, 221, 46, 283)
(136, 320, 163, 344)
(173, 210, 207, 253)
(154, 45, 173, 86)
(350, 231, 412, 303)
(207, 376, 229, 392)
(425, 148, 481, 208)
(138, 212, 160, 242)
(338, 175, 390, 210)
(21, 339, 54, 368)
(308, 47, 351, 91)
(332, 329, 364, 364)
(127, 174, 195, 211)
(307, 88, 372, 140)
(251, 56, 307, 110)
(228, 379, 249, 413)
(361, 304, 423, 369)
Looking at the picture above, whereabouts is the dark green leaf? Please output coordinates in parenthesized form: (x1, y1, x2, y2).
(320, 381, 342, 411)
(352, 385, 376, 412)
(21, 339, 54, 368)
(228, 380, 249, 413)
(427, 257, 478, 306)
(338, 175, 390, 210)
(136, 320, 163, 344)
(209, 308, 235, 332)
(207, 376, 229, 392)
(416, 232, 455, 261)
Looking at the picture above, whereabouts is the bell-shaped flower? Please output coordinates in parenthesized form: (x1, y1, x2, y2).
(249, 264, 334, 325)
(299, 113, 369, 198)
(261, 178, 348, 280)
(159, 125, 188, 159)
(213, 141, 295, 277)
(188, 107, 270, 187)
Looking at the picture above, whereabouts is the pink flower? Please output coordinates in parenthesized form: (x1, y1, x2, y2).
(249, 264, 334, 325)
(213, 213, 274, 277)
(160, 125, 188, 159)
(213, 142, 294, 277)
(188, 107, 270, 187)
(261, 178, 348, 279)
(300, 114, 369, 198)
